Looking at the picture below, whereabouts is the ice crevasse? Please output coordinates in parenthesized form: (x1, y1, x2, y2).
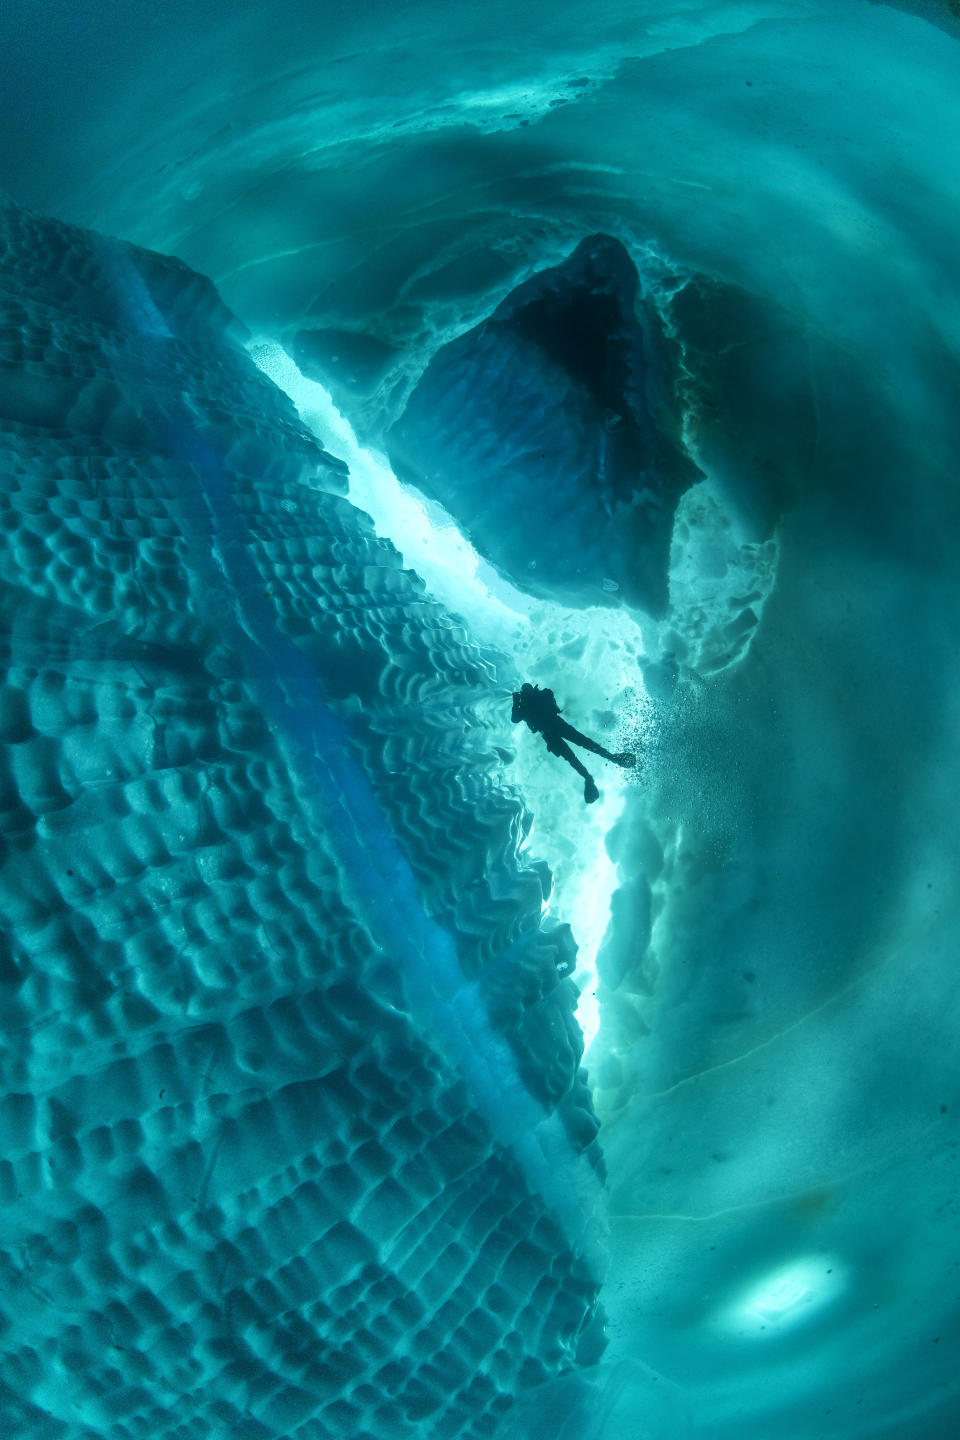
(1, 2, 960, 1439)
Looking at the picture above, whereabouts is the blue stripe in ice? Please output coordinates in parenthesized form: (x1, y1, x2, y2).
(157, 388, 604, 1272)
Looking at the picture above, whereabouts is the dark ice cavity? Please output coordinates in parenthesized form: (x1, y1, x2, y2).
(388, 234, 702, 614)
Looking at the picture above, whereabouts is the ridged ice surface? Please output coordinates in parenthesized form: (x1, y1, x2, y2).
(387, 235, 701, 615)
(0, 200, 603, 1440)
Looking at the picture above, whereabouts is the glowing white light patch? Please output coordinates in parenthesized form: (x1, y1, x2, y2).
(249, 341, 530, 647)
(719, 1257, 847, 1339)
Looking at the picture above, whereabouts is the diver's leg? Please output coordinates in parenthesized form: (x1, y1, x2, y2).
(549, 736, 599, 804)
(558, 720, 636, 768)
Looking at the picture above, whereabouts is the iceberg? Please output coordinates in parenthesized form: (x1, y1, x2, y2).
(1, 1, 959, 1437)
(0, 201, 603, 1438)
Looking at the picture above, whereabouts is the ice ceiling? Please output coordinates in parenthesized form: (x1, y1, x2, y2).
(2, 1, 960, 1437)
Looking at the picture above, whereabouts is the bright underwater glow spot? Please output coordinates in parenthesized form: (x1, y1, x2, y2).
(718, 1257, 848, 1340)
(250, 340, 649, 1054)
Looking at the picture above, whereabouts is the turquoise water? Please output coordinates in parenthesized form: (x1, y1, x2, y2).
(1, 3, 959, 1437)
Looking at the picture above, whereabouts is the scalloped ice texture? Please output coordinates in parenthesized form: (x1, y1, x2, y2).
(0, 199, 605, 1440)
(386, 235, 703, 616)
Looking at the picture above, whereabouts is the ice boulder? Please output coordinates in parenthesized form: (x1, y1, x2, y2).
(0, 198, 603, 1440)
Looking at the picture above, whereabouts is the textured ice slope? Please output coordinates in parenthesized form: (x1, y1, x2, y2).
(0, 200, 603, 1440)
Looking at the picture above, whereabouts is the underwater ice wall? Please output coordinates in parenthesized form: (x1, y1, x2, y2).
(0, 200, 605, 1439)
(3, 1, 960, 1438)
(387, 233, 704, 614)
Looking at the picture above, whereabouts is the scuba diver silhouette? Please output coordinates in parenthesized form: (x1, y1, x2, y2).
(511, 682, 636, 804)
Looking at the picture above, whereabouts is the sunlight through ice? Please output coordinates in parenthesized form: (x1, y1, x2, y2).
(250, 341, 647, 1053)
(249, 341, 528, 647)
(717, 1257, 849, 1341)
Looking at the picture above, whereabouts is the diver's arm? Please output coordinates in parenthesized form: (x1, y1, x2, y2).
(511, 692, 523, 723)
